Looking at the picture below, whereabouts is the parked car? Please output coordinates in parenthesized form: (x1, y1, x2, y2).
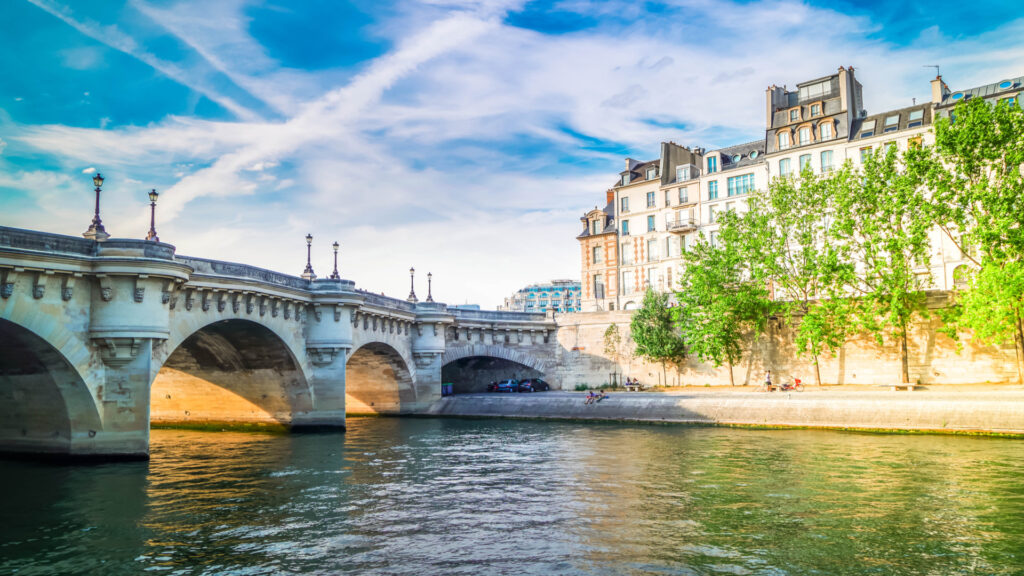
(518, 378, 550, 392)
(488, 379, 519, 393)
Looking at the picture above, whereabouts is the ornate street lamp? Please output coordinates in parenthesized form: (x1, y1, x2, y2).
(426, 272, 434, 303)
(407, 267, 418, 302)
(145, 189, 160, 242)
(329, 241, 340, 279)
(83, 173, 109, 241)
(301, 234, 316, 280)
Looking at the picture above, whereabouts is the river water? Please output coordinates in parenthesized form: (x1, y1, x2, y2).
(2, 418, 1023, 575)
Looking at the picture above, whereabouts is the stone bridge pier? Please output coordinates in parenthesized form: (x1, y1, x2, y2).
(0, 226, 559, 459)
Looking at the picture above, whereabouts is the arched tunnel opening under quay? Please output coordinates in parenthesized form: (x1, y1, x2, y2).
(0, 318, 98, 455)
(345, 343, 416, 415)
(441, 356, 544, 394)
(151, 320, 312, 428)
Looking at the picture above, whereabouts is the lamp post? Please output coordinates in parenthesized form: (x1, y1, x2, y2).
(329, 241, 340, 279)
(145, 189, 160, 242)
(426, 272, 434, 303)
(407, 267, 418, 302)
(301, 234, 316, 280)
(83, 173, 109, 241)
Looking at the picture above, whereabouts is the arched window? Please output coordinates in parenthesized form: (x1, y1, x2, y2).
(820, 122, 834, 140)
(778, 131, 790, 150)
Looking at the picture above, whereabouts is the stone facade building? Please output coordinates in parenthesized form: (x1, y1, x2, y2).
(498, 279, 581, 313)
(577, 68, 1024, 310)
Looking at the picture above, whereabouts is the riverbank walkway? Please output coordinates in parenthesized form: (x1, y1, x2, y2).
(424, 384, 1024, 435)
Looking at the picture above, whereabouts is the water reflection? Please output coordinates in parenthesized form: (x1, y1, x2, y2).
(1, 421, 1023, 575)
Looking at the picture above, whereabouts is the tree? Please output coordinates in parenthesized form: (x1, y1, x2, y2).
(630, 289, 687, 386)
(741, 166, 855, 385)
(674, 214, 772, 385)
(603, 323, 623, 385)
(831, 146, 934, 385)
(922, 97, 1024, 381)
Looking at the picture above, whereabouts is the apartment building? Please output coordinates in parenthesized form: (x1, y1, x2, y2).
(498, 279, 581, 313)
(578, 197, 618, 311)
(577, 68, 1024, 308)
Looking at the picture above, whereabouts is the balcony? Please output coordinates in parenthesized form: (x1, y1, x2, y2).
(666, 216, 698, 233)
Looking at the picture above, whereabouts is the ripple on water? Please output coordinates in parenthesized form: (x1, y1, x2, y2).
(1, 422, 1024, 574)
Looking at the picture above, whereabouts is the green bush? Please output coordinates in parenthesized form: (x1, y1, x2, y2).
(574, 384, 589, 391)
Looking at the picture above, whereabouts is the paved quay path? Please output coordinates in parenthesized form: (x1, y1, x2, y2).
(423, 385, 1024, 435)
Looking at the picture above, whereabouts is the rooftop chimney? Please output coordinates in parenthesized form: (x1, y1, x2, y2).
(931, 75, 950, 104)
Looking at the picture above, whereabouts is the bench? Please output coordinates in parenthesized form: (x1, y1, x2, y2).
(624, 383, 644, 392)
(879, 384, 917, 391)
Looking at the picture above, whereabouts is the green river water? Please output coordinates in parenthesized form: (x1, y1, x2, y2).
(1, 418, 1023, 575)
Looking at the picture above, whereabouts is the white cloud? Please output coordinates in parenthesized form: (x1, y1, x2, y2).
(0, 138, 6, 155)
(9, 0, 1024, 307)
(81, 166, 95, 173)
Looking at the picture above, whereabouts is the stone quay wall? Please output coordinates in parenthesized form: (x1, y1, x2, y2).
(424, 391, 1024, 435)
(547, 298, 1020, 389)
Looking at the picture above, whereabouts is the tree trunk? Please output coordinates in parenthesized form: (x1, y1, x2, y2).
(900, 327, 910, 385)
(662, 361, 667, 388)
(1014, 308, 1024, 385)
(813, 354, 822, 386)
(728, 360, 735, 386)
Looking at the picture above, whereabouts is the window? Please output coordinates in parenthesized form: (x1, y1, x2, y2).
(779, 158, 792, 178)
(676, 166, 684, 182)
(620, 197, 629, 212)
(709, 231, 719, 248)
(707, 156, 718, 174)
(798, 127, 811, 145)
(727, 173, 756, 196)
(799, 154, 812, 171)
(789, 109, 799, 122)
(591, 220, 600, 235)
(798, 79, 831, 101)
(860, 120, 875, 138)
(678, 187, 689, 204)
(859, 146, 872, 163)
(593, 274, 604, 299)
(666, 236, 675, 258)
(621, 174, 629, 186)
(908, 109, 924, 128)
(883, 141, 897, 155)
(664, 190, 671, 207)
(708, 181, 719, 200)
(810, 103, 821, 116)
(622, 271, 634, 294)
(621, 220, 630, 235)
(884, 114, 899, 133)
(1002, 96, 1017, 107)
(647, 239, 658, 262)
(622, 242, 633, 264)
(708, 205, 718, 223)
(646, 192, 656, 208)
(647, 168, 657, 180)
(592, 246, 602, 264)
(820, 150, 834, 172)
(778, 131, 791, 150)
(647, 215, 655, 232)
(820, 122, 833, 140)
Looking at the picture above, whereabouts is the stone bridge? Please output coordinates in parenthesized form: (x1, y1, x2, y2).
(0, 226, 557, 458)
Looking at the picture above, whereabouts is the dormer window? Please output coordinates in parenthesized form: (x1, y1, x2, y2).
(820, 122, 834, 140)
(798, 127, 811, 145)
(707, 156, 718, 174)
(622, 174, 630, 186)
(778, 131, 791, 150)
(810, 103, 821, 116)
(860, 120, 876, 139)
(908, 109, 924, 128)
(884, 114, 900, 133)
(647, 168, 657, 180)
(789, 109, 799, 122)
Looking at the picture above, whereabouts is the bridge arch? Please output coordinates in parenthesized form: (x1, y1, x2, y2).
(345, 342, 416, 414)
(441, 344, 548, 393)
(0, 318, 101, 455)
(152, 318, 313, 427)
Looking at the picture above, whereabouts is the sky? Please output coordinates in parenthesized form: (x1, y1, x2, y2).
(1, 0, 1022, 308)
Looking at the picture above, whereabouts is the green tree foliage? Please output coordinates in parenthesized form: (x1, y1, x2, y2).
(923, 98, 1024, 380)
(674, 214, 771, 385)
(832, 146, 935, 384)
(630, 289, 687, 385)
(742, 166, 855, 385)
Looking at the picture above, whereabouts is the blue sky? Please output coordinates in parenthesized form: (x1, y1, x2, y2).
(2, 0, 1022, 307)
